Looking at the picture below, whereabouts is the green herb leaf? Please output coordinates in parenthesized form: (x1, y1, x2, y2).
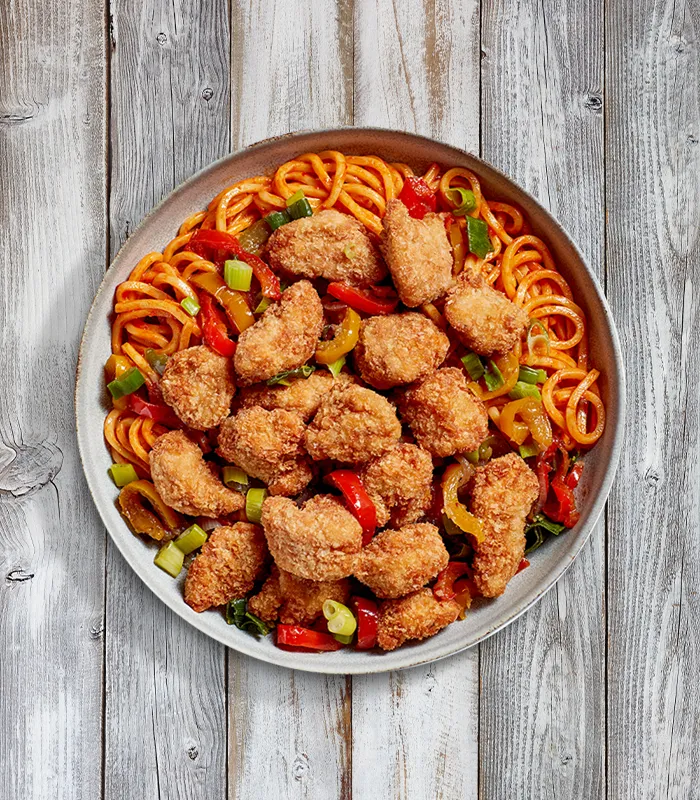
(461, 351, 485, 381)
(266, 365, 315, 386)
(225, 598, 270, 637)
(525, 512, 567, 554)
(483, 360, 504, 392)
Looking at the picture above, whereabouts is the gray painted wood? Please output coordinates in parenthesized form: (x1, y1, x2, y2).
(606, 1, 700, 797)
(104, 2, 230, 798)
(479, 1, 607, 797)
(0, 1, 107, 798)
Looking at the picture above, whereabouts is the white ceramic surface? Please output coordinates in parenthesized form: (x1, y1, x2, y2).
(75, 128, 625, 674)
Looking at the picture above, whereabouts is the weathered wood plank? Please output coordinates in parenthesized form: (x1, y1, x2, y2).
(104, 2, 230, 798)
(606, 1, 700, 797)
(0, 1, 107, 798)
(227, 3, 353, 799)
(479, 1, 606, 797)
(352, 3, 481, 799)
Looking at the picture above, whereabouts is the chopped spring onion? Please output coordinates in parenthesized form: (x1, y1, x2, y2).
(509, 381, 542, 401)
(446, 187, 477, 216)
(461, 351, 485, 381)
(287, 197, 313, 220)
(224, 260, 253, 291)
(518, 365, 547, 384)
(222, 466, 249, 489)
(525, 512, 566, 554)
(519, 442, 540, 459)
(323, 600, 357, 637)
(266, 365, 315, 386)
(333, 633, 354, 644)
(245, 487, 268, 524)
(483, 360, 504, 392)
(286, 189, 305, 207)
(466, 216, 492, 258)
(109, 463, 138, 487)
(465, 449, 480, 465)
(527, 319, 550, 356)
(154, 541, 184, 578)
(479, 440, 493, 461)
(265, 209, 292, 230)
(327, 355, 346, 377)
(237, 218, 271, 254)
(344, 243, 357, 260)
(180, 296, 200, 317)
(107, 367, 145, 399)
(144, 348, 169, 375)
(174, 524, 208, 555)
(225, 598, 270, 636)
(254, 297, 271, 314)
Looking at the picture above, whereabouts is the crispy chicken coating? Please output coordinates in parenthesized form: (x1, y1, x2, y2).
(359, 443, 434, 528)
(248, 565, 350, 625)
(261, 494, 362, 581)
(353, 312, 450, 389)
(355, 523, 449, 599)
(470, 453, 539, 598)
(149, 430, 245, 517)
(396, 367, 488, 457)
(380, 199, 454, 307)
(160, 345, 236, 430)
(234, 370, 353, 421)
(376, 588, 461, 651)
(233, 280, 324, 386)
(304, 383, 402, 464)
(444, 268, 529, 357)
(217, 407, 312, 496)
(266, 209, 386, 287)
(184, 523, 267, 613)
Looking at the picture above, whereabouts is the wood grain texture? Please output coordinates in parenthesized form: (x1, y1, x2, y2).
(228, 3, 353, 798)
(606, 1, 700, 797)
(479, 1, 606, 797)
(352, 3, 481, 799)
(104, 2, 230, 798)
(0, 1, 107, 798)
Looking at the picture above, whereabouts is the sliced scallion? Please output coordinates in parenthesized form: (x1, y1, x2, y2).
(180, 296, 200, 317)
(323, 600, 357, 636)
(285, 189, 305, 207)
(446, 187, 477, 216)
(464, 449, 480, 465)
(237, 219, 271, 253)
(174, 524, 207, 555)
(461, 351, 485, 381)
(107, 367, 145, 399)
(466, 216, 492, 258)
(154, 541, 184, 578)
(245, 487, 268, 524)
(266, 365, 315, 386)
(518, 365, 547, 384)
(222, 466, 249, 489)
(109, 463, 138, 487)
(327, 355, 346, 378)
(527, 319, 550, 356)
(224, 260, 253, 291)
(287, 197, 313, 220)
(509, 381, 542, 401)
(483, 360, 504, 392)
(265, 209, 292, 230)
(144, 349, 169, 375)
(333, 632, 354, 644)
(254, 297, 271, 314)
(519, 442, 540, 459)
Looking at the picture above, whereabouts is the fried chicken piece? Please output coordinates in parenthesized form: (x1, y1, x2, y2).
(353, 312, 450, 389)
(470, 453, 539, 598)
(233, 280, 324, 386)
(266, 209, 386, 287)
(217, 407, 312, 496)
(248, 565, 350, 626)
(444, 268, 529, 357)
(149, 430, 245, 517)
(160, 345, 236, 430)
(396, 368, 488, 457)
(355, 523, 449, 599)
(261, 494, 362, 581)
(359, 443, 434, 527)
(304, 383, 402, 464)
(377, 588, 461, 651)
(380, 199, 454, 307)
(184, 523, 267, 613)
(235, 370, 354, 421)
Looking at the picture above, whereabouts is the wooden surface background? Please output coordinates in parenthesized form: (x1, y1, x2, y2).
(0, 0, 697, 797)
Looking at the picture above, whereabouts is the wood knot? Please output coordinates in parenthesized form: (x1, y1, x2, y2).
(202, 87, 214, 101)
(6, 568, 34, 583)
(156, 32, 168, 46)
(644, 467, 660, 487)
(292, 753, 309, 780)
(584, 93, 602, 113)
(0, 438, 63, 498)
(186, 744, 199, 761)
(89, 623, 104, 639)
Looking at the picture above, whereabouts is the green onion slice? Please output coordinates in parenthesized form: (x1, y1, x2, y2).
(265, 209, 292, 230)
(323, 600, 357, 636)
(254, 297, 271, 314)
(224, 260, 253, 291)
(266, 365, 315, 386)
(287, 197, 313, 220)
(285, 189, 305, 207)
(109, 463, 138, 487)
(509, 381, 542, 401)
(327, 355, 346, 378)
(225, 598, 270, 637)
(154, 541, 184, 578)
(461, 351, 485, 381)
(479, 440, 493, 461)
(144, 349, 169, 375)
(174, 524, 208, 555)
(527, 319, 550, 356)
(333, 632, 354, 644)
(464, 449, 479, 465)
(180, 296, 200, 317)
(518, 365, 547, 384)
(222, 466, 249, 489)
(446, 187, 477, 216)
(107, 367, 145, 399)
(245, 487, 268, 524)
(466, 216, 492, 258)
(483, 360, 504, 392)
(518, 442, 540, 459)
(237, 219, 271, 254)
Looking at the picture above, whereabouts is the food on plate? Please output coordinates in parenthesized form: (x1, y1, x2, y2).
(103, 150, 605, 655)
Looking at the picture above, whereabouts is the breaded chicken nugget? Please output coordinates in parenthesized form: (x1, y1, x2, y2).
(248, 565, 350, 625)
(355, 523, 449, 599)
(261, 494, 362, 580)
(353, 313, 450, 389)
(160, 345, 236, 430)
(380, 199, 454, 307)
(266, 209, 386, 287)
(233, 280, 324, 386)
(150, 430, 245, 517)
(184, 523, 267, 612)
(396, 368, 488, 457)
(217, 407, 312, 496)
(470, 453, 539, 597)
(359, 443, 434, 527)
(444, 268, 529, 357)
(304, 383, 402, 464)
(235, 370, 353, 421)
(376, 588, 461, 651)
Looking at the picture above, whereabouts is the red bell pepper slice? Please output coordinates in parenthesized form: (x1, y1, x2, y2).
(545, 477, 581, 528)
(326, 470, 377, 546)
(433, 562, 471, 601)
(398, 176, 438, 220)
(516, 558, 530, 574)
(189, 229, 281, 300)
(276, 624, 345, 651)
(127, 394, 182, 428)
(566, 461, 584, 489)
(351, 597, 379, 650)
(327, 282, 399, 315)
(200, 294, 236, 357)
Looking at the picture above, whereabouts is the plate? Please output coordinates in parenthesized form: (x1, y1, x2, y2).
(75, 128, 625, 674)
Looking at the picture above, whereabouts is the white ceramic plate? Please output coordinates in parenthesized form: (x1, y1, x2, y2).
(75, 128, 625, 674)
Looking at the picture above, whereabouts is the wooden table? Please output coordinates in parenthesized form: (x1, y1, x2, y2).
(1, 0, 696, 797)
